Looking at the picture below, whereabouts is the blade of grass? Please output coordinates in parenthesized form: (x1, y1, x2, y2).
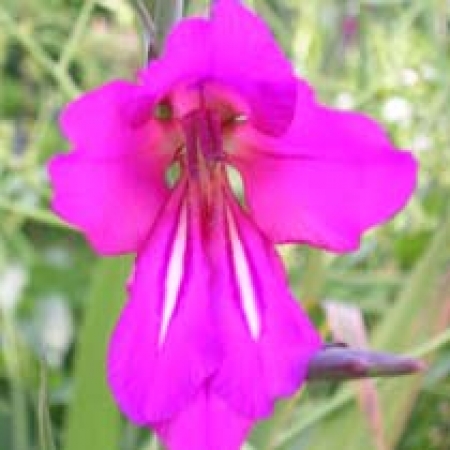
(275, 325, 450, 449)
(1, 310, 30, 450)
(63, 257, 131, 450)
(37, 362, 56, 450)
(154, 0, 183, 45)
(326, 213, 450, 450)
(0, 8, 79, 99)
(0, 198, 73, 230)
(58, 0, 97, 71)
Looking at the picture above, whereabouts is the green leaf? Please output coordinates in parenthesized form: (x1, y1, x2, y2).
(38, 362, 56, 450)
(63, 257, 132, 450)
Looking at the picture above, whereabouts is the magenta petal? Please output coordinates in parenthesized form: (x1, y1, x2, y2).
(49, 150, 169, 255)
(107, 182, 220, 424)
(209, 191, 321, 417)
(139, 18, 211, 101)
(60, 81, 149, 155)
(234, 101, 418, 251)
(140, 0, 297, 135)
(155, 384, 252, 450)
(210, 0, 297, 135)
(50, 81, 175, 254)
(59, 80, 179, 158)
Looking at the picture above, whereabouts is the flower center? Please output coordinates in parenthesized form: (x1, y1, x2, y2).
(178, 106, 225, 224)
(181, 108, 224, 176)
(156, 83, 246, 224)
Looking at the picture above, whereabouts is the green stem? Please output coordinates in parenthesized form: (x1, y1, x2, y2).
(130, 0, 159, 59)
(0, 197, 73, 230)
(11, 378, 29, 450)
(154, 0, 184, 46)
(300, 248, 325, 304)
(412, 327, 450, 359)
(63, 258, 130, 450)
(58, 0, 97, 71)
(38, 362, 56, 450)
(1, 312, 30, 450)
(0, 8, 79, 99)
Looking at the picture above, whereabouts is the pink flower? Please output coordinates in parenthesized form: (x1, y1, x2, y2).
(48, 0, 417, 448)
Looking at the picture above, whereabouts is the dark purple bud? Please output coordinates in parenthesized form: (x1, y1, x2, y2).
(307, 344, 426, 381)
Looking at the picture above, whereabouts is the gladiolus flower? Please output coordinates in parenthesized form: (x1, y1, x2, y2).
(48, 1, 417, 449)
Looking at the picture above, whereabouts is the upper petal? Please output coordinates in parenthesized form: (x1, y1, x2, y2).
(107, 181, 221, 424)
(232, 97, 418, 251)
(208, 189, 321, 417)
(154, 384, 252, 450)
(60, 81, 169, 156)
(139, 18, 211, 101)
(50, 81, 176, 254)
(140, 0, 297, 135)
(210, 0, 297, 135)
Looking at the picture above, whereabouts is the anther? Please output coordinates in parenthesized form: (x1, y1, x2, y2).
(198, 110, 224, 162)
(154, 101, 173, 121)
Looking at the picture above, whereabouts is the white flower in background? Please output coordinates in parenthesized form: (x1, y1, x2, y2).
(412, 134, 432, 153)
(35, 295, 74, 368)
(401, 68, 419, 87)
(382, 96, 412, 124)
(334, 92, 355, 110)
(421, 64, 437, 81)
(0, 264, 28, 312)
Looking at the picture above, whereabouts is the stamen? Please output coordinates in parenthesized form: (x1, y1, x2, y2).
(165, 163, 181, 188)
(198, 110, 223, 161)
(234, 114, 248, 124)
(159, 204, 187, 346)
(181, 108, 224, 180)
(227, 209, 261, 339)
(181, 114, 199, 177)
(226, 166, 244, 201)
(153, 101, 173, 120)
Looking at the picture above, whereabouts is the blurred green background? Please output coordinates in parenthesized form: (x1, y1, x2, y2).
(1, 1, 450, 449)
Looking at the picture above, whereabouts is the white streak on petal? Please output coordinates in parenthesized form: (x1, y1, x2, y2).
(159, 204, 187, 346)
(227, 209, 261, 340)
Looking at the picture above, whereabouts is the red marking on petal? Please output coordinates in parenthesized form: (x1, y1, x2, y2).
(197, 109, 223, 162)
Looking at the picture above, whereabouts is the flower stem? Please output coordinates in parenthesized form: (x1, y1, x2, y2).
(1, 311, 30, 450)
(0, 198, 72, 230)
(130, 0, 159, 60)
(58, 0, 97, 71)
(37, 362, 56, 450)
(154, 0, 183, 45)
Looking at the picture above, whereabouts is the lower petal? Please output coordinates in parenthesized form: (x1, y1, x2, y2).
(154, 383, 252, 450)
(209, 191, 322, 417)
(107, 181, 220, 424)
